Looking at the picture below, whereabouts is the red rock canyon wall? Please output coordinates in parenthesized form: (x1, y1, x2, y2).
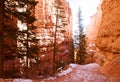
(95, 0, 120, 81)
(34, 0, 73, 75)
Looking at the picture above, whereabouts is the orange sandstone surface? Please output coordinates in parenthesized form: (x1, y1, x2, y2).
(86, 0, 120, 81)
(95, 0, 120, 81)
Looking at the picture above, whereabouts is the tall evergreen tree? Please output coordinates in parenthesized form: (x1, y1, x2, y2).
(53, 0, 67, 73)
(76, 8, 87, 64)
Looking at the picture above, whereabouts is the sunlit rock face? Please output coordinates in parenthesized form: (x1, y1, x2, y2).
(86, 5, 102, 43)
(96, 0, 120, 80)
(35, 0, 73, 75)
(85, 0, 102, 63)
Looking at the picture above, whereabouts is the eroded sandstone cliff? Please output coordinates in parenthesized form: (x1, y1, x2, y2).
(34, 0, 73, 75)
(96, 0, 120, 81)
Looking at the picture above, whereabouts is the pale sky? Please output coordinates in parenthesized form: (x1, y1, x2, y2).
(66, 0, 100, 35)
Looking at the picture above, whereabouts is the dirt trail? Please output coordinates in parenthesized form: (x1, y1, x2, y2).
(2, 63, 111, 82)
(34, 63, 110, 82)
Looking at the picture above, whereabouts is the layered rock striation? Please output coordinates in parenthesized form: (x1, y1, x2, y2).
(34, 0, 73, 75)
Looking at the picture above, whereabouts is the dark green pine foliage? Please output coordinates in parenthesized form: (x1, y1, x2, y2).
(53, 0, 68, 73)
(4, 0, 39, 78)
(77, 8, 87, 64)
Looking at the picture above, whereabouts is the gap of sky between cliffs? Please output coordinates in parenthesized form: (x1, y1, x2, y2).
(66, 0, 100, 35)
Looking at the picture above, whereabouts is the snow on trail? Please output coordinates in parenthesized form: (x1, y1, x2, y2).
(13, 63, 110, 82)
(13, 79, 32, 82)
(41, 63, 109, 82)
(57, 68, 73, 77)
(68, 63, 108, 82)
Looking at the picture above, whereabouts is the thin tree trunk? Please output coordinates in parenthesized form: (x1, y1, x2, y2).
(0, 0, 4, 77)
(53, 7, 58, 74)
(26, 23, 29, 78)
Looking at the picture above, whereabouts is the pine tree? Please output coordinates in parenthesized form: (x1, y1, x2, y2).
(53, 0, 68, 73)
(76, 8, 87, 64)
(12, 0, 39, 78)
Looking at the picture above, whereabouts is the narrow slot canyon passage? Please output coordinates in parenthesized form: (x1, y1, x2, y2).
(0, 0, 120, 82)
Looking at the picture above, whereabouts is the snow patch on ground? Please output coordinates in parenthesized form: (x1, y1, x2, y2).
(55, 63, 108, 82)
(42, 66, 73, 81)
(13, 79, 33, 82)
(84, 63, 100, 69)
(43, 77, 56, 81)
(57, 68, 72, 76)
(69, 63, 108, 82)
(13, 63, 110, 82)
(69, 63, 78, 68)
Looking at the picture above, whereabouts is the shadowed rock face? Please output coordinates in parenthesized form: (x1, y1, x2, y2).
(96, 0, 120, 80)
